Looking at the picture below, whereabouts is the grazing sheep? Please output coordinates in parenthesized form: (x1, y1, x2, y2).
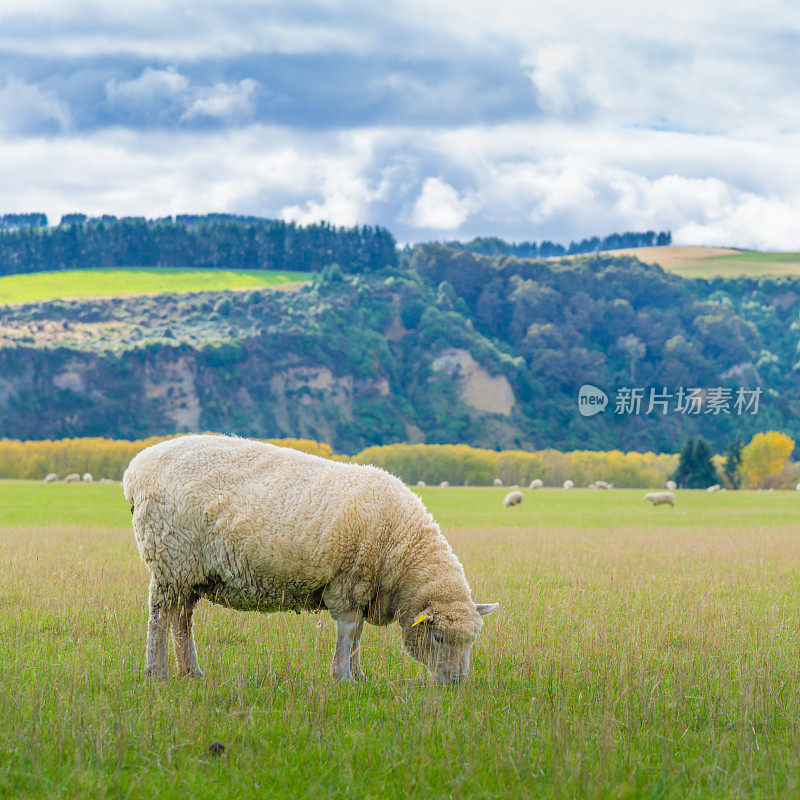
(503, 490, 523, 507)
(100, 477, 115, 484)
(123, 435, 498, 684)
(492, 478, 503, 487)
(645, 491, 674, 507)
(43, 473, 59, 483)
(665, 480, 677, 491)
(594, 480, 611, 490)
(529, 479, 543, 489)
(82, 472, 94, 483)
(796, 482, 800, 492)
(439, 481, 450, 488)
(416, 481, 426, 487)
(64, 473, 80, 483)
(706, 484, 721, 493)
(563, 480, 574, 490)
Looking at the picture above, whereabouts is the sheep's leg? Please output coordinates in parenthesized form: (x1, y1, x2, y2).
(172, 598, 202, 677)
(145, 578, 175, 679)
(329, 610, 365, 683)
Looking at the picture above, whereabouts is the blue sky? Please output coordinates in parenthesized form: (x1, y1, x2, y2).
(0, 0, 798, 247)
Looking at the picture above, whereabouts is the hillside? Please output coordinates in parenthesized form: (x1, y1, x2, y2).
(1, 241, 799, 453)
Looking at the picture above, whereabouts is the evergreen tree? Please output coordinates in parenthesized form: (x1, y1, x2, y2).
(673, 437, 719, 488)
(723, 439, 743, 488)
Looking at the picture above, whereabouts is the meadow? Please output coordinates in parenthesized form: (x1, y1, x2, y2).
(0, 268, 310, 305)
(588, 246, 800, 279)
(3, 482, 800, 798)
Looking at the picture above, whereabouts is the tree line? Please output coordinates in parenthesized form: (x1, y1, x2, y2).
(441, 230, 671, 259)
(0, 215, 398, 276)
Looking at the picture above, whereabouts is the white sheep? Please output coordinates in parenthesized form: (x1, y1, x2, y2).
(563, 480, 574, 490)
(645, 491, 674, 507)
(492, 478, 503, 487)
(439, 481, 450, 488)
(64, 473, 80, 483)
(706, 484, 721, 493)
(665, 480, 677, 491)
(416, 481, 426, 487)
(82, 472, 94, 483)
(503, 490, 523, 507)
(100, 477, 115, 484)
(529, 479, 543, 489)
(796, 482, 800, 492)
(43, 473, 59, 483)
(594, 480, 611, 490)
(123, 435, 498, 684)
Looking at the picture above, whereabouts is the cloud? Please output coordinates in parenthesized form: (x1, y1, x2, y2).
(181, 79, 258, 122)
(0, 78, 71, 135)
(407, 177, 474, 230)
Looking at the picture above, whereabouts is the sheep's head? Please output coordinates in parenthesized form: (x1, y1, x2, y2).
(401, 600, 498, 683)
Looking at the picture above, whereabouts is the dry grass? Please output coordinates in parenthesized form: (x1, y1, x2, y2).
(4, 492, 800, 798)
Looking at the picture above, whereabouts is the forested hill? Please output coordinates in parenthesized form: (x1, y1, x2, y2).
(0, 223, 797, 452)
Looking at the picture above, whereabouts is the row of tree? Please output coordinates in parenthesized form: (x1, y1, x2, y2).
(674, 432, 797, 489)
(0, 215, 398, 276)
(442, 230, 671, 259)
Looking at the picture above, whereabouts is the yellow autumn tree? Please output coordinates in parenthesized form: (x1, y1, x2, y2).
(739, 431, 795, 488)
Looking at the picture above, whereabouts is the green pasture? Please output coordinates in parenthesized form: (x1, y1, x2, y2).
(0, 268, 310, 305)
(3, 481, 800, 798)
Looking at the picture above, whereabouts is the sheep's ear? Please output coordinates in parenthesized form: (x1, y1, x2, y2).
(475, 603, 499, 616)
(411, 607, 433, 627)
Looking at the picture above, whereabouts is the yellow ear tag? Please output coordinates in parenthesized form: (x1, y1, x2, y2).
(411, 612, 428, 627)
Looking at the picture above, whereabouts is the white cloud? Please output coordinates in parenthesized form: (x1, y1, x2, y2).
(105, 67, 189, 108)
(182, 79, 258, 122)
(0, 79, 71, 135)
(406, 177, 473, 230)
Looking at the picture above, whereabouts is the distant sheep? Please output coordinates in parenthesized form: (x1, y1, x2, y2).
(563, 480, 574, 490)
(82, 472, 94, 483)
(43, 473, 59, 483)
(439, 481, 450, 488)
(645, 491, 674, 507)
(529, 479, 543, 489)
(796, 482, 800, 492)
(706, 484, 721, 493)
(594, 480, 611, 490)
(100, 477, 115, 484)
(503, 490, 523, 507)
(665, 480, 677, 491)
(123, 435, 499, 684)
(493, 478, 503, 487)
(64, 473, 80, 483)
(416, 481, 426, 487)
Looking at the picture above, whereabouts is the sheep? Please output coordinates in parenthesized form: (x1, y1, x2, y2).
(492, 478, 503, 487)
(82, 472, 94, 483)
(563, 480, 574, 490)
(588, 483, 598, 489)
(64, 473, 80, 483)
(416, 481, 426, 487)
(439, 481, 450, 488)
(123, 434, 498, 684)
(665, 480, 677, 491)
(43, 473, 59, 483)
(706, 484, 721, 493)
(645, 491, 674, 507)
(100, 477, 115, 484)
(594, 480, 611, 490)
(503, 490, 523, 507)
(796, 482, 800, 492)
(529, 479, 543, 489)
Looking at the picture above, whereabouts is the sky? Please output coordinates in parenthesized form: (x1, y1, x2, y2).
(0, 0, 798, 248)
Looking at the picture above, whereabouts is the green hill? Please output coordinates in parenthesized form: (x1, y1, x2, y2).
(0, 268, 309, 305)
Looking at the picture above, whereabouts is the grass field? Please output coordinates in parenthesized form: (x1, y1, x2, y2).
(575, 246, 800, 279)
(3, 482, 800, 798)
(0, 268, 310, 305)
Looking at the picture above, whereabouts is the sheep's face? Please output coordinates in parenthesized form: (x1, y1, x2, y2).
(401, 601, 498, 683)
